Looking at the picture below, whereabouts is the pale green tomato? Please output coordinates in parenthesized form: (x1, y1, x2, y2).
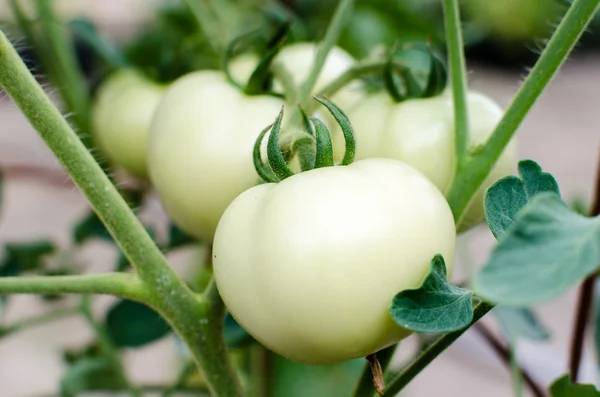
(92, 69, 166, 178)
(336, 91, 517, 230)
(147, 71, 284, 241)
(213, 158, 456, 364)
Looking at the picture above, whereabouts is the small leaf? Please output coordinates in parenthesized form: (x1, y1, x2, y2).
(168, 223, 197, 249)
(73, 212, 112, 244)
(60, 357, 125, 397)
(224, 313, 253, 347)
(69, 18, 127, 69)
(550, 374, 600, 396)
(493, 307, 550, 341)
(105, 300, 172, 348)
(0, 241, 56, 277)
(389, 255, 473, 333)
(485, 160, 560, 240)
(475, 193, 600, 307)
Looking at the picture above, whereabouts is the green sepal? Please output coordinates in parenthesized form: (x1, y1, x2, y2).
(383, 44, 422, 102)
(292, 136, 316, 172)
(314, 97, 355, 166)
(267, 108, 295, 181)
(311, 118, 335, 169)
(423, 49, 448, 98)
(253, 123, 280, 183)
(298, 106, 314, 136)
(244, 36, 286, 96)
(222, 29, 259, 90)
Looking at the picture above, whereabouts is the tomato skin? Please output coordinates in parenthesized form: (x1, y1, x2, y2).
(92, 69, 166, 178)
(147, 71, 284, 241)
(213, 158, 456, 364)
(335, 91, 517, 230)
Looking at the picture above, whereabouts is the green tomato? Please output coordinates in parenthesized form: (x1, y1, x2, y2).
(213, 158, 456, 364)
(147, 71, 284, 241)
(336, 91, 517, 230)
(92, 69, 166, 178)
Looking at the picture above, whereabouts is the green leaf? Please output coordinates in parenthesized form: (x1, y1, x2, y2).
(493, 306, 550, 341)
(224, 313, 253, 347)
(550, 374, 600, 396)
(272, 354, 365, 397)
(389, 254, 473, 333)
(0, 241, 56, 277)
(105, 300, 172, 348)
(593, 278, 600, 370)
(73, 211, 112, 244)
(68, 18, 127, 69)
(60, 357, 125, 397)
(475, 193, 600, 307)
(484, 160, 560, 240)
(168, 223, 197, 249)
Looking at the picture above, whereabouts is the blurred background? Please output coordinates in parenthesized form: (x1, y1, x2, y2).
(0, 0, 599, 396)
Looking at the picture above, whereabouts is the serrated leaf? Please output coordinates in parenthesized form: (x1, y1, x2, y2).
(485, 160, 560, 240)
(105, 300, 172, 348)
(60, 357, 125, 397)
(389, 254, 473, 333)
(550, 374, 600, 396)
(0, 241, 55, 277)
(475, 193, 600, 307)
(493, 306, 550, 341)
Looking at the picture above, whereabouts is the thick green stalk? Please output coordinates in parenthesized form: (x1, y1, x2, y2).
(0, 31, 243, 397)
(298, 0, 355, 108)
(380, 302, 494, 396)
(0, 274, 148, 302)
(447, 0, 600, 222)
(442, 0, 469, 162)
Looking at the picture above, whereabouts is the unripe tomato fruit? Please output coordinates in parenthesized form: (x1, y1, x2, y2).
(213, 158, 456, 364)
(92, 69, 166, 178)
(337, 91, 517, 230)
(148, 71, 284, 241)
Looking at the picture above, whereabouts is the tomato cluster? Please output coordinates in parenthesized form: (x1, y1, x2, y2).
(91, 41, 515, 364)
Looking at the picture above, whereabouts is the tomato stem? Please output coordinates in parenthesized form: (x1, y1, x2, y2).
(379, 301, 495, 397)
(297, 0, 355, 109)
(442, 0, 470, 165)
(447, 0, 600, 223)
(0, 30, 244, 397)
(183, 0, 227, 56)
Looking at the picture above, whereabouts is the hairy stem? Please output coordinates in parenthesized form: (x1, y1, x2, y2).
(0, 274, 148, 302)
(446, 0, 600, 222)
(568, 144, 600, 381)
(442, 0, 469, 163)
(0, 31, 243, 397)
(381, 301, 494, 396)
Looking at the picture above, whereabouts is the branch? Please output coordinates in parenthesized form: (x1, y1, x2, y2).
(446, 0, 600, 222)
(0, 273, 148, 302)
(442, 0, 469, 162)
(568, 144, 600, 381)
(381, 301, 494, 396)
(473, 323, 546, 397)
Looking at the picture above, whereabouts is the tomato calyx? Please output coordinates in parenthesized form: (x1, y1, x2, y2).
(222, 23, 290, 98)
(253, 97, 356, 183)
(382, 42, 448, 103)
